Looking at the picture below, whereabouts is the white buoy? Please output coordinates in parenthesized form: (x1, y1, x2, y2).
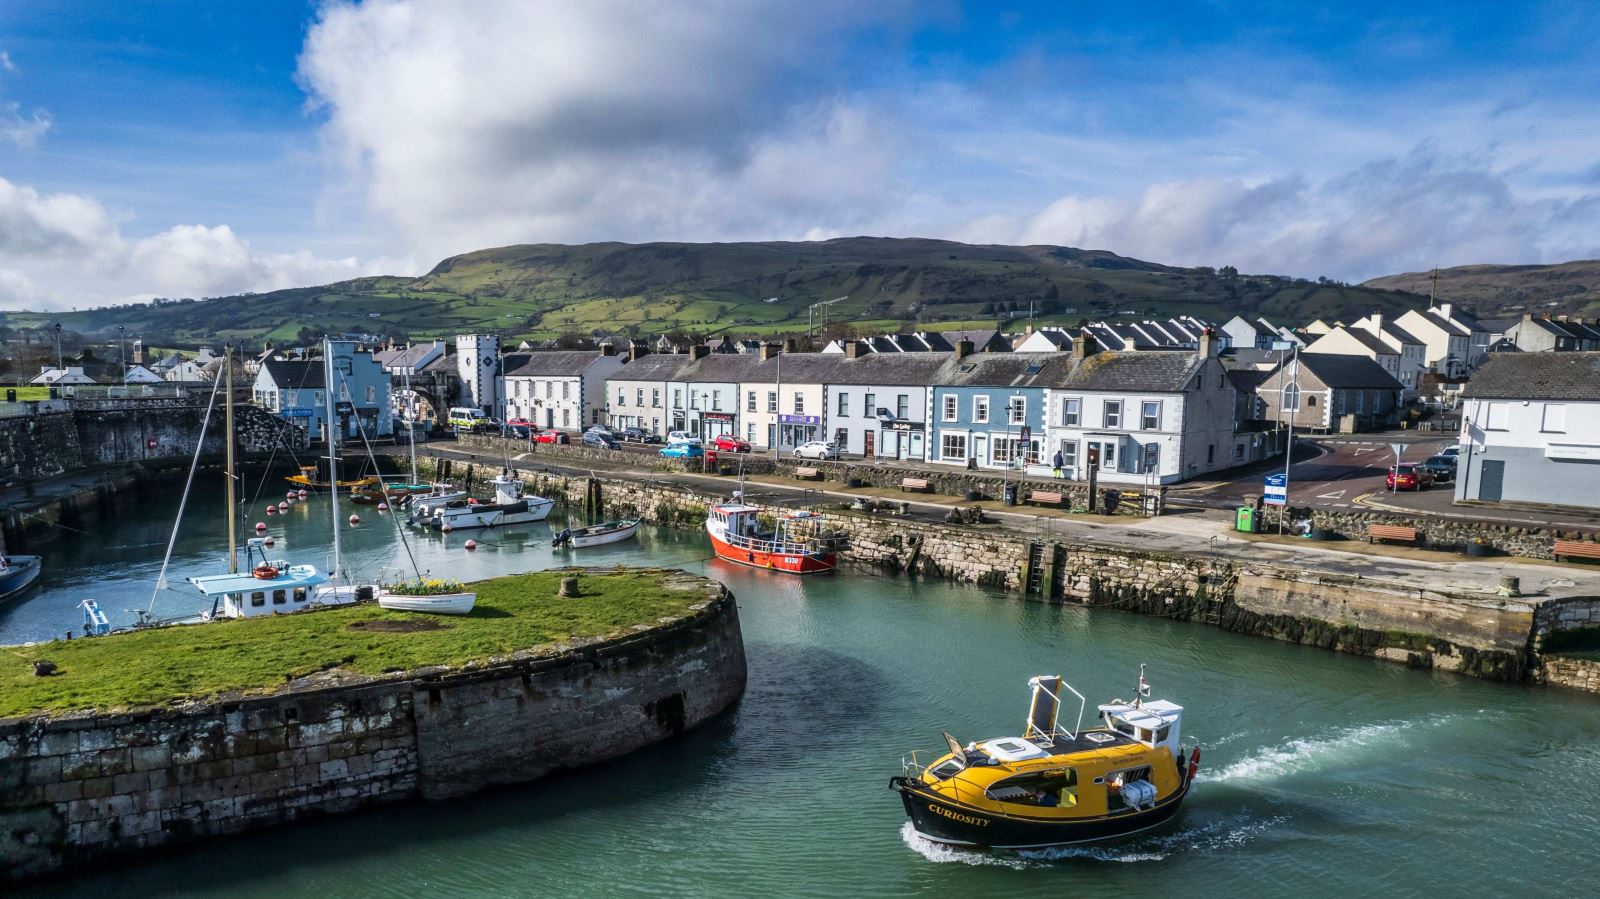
(279, 502, 289, 512)
(464, 539, 477, 550)
(286, 490, 296, 499)
(298, 489, 309, 498)
(348, 514, 361, 525)
(255, 522, 267, 532)
(266, 506, 276, 516)
(441, 523, 453, 533)
(264, 536, 276, 546)
(377, 502, 389, 511)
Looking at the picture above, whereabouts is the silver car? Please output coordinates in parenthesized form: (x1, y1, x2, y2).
(793, 440, 840, 460)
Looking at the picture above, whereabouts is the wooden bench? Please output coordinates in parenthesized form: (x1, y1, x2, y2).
(793, 466, 822, 481)
(1026, 490, 1065, 507)
(1554, 539, 1600, 562)
(1367, 524, 1418, 545)
(900, 477, 931, 493)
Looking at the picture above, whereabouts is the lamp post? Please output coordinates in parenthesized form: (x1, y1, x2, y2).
(52, 322, 62, 372)
(771, 345, 783, 461)
(1278, 343, 1300, 535)
(118, 326, 127, 386)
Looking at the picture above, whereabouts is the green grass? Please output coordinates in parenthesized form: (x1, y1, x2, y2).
(5, 386, 52, 401)
(0, 569, 710, 718)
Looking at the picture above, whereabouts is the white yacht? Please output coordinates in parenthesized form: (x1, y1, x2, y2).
(430, 473, 553, 530)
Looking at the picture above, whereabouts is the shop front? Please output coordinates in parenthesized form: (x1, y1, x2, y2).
(776, 413, 822, 450)
(878, 419, 926, 461)
(701, 411, 736, 440)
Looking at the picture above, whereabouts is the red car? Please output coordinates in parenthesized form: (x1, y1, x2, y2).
(1386, 463, 1434, 491)
(534, 429, 568, 445)
(711, 434, 751, 452)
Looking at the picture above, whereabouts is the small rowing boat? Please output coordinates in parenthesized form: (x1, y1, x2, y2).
(552, 518, 641, 548)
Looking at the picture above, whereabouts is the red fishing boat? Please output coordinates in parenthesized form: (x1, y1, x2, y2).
(705, 501, 845, 574)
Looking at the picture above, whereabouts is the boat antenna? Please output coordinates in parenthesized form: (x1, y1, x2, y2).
(1136, 663, 1150, 709)
(324, 336, 342, 582)
(224, 342, 238, 574)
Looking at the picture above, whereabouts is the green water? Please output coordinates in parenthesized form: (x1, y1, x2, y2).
(8, 486, 1600, 897)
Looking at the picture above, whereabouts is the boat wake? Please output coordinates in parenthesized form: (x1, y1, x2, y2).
(899, 814, 1284, 866)
(1202, 713, 1472, 783)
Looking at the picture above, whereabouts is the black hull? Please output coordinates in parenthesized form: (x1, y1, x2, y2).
(891, 776, 1190, 849)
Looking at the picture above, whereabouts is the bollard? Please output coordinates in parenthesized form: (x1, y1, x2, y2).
(559, 576, 581, 598)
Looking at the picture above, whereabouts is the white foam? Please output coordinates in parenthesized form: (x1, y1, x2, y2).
(1203, 714, 1468, 783)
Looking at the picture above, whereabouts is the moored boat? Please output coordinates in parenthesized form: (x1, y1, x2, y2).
(0, 553, 42, 602)
(552, 518, 641, 548)
(890, 666, 1200, 850)
(286, 463, 380, 492)
(349, 480, 433, 505)
(377, 589, 476, 615)
(705, 501, 844, 574)
(430, 472, 553, 530)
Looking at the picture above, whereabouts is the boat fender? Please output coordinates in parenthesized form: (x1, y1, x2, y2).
(252, 565, 280, 580)
(1187, 747, 1202, 782)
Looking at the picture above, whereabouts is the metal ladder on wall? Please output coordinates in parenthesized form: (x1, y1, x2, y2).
(1024, 542, 1046, 595)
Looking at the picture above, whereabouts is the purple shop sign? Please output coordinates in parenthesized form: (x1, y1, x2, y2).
(778, 414, 820, 425)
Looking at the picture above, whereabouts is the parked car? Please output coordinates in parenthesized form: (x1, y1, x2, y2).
(659, 443, 705, 459)
(534, 429, 568, 445)
(666, 430, 701, 446)
(793, 440, 840, 460)
(619, 426, 662, 444)
(1419, 454, 1457, 482)
(711, 434, 751, 453)
(582, 431, 620, 449)
(505, 418, 534, 439)
(1386, 463, 1435, 491)
(1441, 445, 1462, 458)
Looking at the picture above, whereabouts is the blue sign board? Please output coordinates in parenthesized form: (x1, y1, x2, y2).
(1263, 472, 1287, 506)
(281, 408, 314, 419)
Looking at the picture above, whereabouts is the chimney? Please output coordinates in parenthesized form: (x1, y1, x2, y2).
(782, 338, 799, 353)
(1071, 331, 1097, 362)
(1197, 327, 1219, 359)
(845, 339, 863, 359)
(955, 338, 975, 360)
(627, 339, 650, 360)
(1371, 312, 1383, 333)
(601, 342, 617, 357)
(692, 344, 712, 361)
(1439, 302, 1453, 321)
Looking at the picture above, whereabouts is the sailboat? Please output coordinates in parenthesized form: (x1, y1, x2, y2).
(0, 553, 42, 603)
(187, 341, 372, 620)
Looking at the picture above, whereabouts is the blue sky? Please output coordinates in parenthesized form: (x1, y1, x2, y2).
(1, 0, 1598, 308)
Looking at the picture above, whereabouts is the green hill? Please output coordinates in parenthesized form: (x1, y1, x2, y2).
(1363, 261, 1600, 318)
(3, 237, 1427, 346)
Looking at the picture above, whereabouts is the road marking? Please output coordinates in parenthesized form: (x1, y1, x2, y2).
(1317, 489, 1347, 499)
(1353, 448, 1375, 455)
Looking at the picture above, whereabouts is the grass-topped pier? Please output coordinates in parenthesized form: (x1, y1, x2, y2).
(0, 568, 717, 720)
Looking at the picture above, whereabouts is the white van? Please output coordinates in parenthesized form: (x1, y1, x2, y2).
(448, 407, 489, 431)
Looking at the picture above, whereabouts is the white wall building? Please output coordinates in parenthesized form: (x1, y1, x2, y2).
(456, 334, 501, 414)
(503, 349, 622, 430)
(605, 352, 691, 436)
(1455, 352, 1600, 508)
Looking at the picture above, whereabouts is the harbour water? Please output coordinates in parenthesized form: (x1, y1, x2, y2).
(7, 483, 1600, 897)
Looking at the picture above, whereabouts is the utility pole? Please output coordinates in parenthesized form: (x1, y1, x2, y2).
(118, 326, 127, 386)
(1429, 267, 1439, 308)
(1278, 344, 1300, 535)
(52, 322, 62, 372)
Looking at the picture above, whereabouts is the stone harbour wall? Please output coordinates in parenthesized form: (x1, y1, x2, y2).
(0, 579, 746, 883)
(1255, 502, 1598, 561)
(1541, 656, 1600, 693)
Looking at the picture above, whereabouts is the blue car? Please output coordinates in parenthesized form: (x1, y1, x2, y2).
(659, 443, 705, 459)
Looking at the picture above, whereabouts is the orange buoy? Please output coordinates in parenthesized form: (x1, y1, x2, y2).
(348, 514, 360, 525)
(255, 522, 267, 531)
(464, 539, 478, 550)
(468, 498, 479, 505)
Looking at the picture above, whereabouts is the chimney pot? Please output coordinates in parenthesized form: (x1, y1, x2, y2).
(692, 344, 711, 360)
(601, 343, 617, 357)
(1071, 332, 1097, 362)
(845, 340, 863, 359)
(955, 338, 975, 360)
(782, 338, 799, 353)
(758, 343, 778, 361)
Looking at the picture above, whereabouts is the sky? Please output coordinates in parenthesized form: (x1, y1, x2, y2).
(1, 0, 1599, 309)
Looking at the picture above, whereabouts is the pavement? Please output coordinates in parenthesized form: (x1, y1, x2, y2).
(416, 440, 1600, 605)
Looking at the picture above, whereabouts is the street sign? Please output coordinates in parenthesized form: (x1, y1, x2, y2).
(1389, 442, 1408, 459)
(1264, 472, 1288, 505)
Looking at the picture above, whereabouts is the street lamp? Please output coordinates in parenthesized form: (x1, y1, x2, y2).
(118, 326, 126, 386)
(52, 322, 62, 372)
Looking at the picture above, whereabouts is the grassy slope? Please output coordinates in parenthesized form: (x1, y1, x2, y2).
(0, 569, 706, 718)
(2, 237, 1427, 346)
(1363, 261, 1600, 318)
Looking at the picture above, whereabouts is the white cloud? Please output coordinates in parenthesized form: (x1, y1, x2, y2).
(0, 50, 51, 148)
(0, 177, 404, 309)
(298, 0, 910, 255)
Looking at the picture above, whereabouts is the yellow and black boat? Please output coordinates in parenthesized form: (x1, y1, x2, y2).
(285, 464, 381, 493)
(890, 666, 1200, 850)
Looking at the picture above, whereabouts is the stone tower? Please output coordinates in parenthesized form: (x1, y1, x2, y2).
(456, 334, 500, 414)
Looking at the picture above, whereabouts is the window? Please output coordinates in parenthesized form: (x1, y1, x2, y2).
(1007, 396, 1026, 425)
(545, 381, 553, 399)
(1207, 444, 1215, 464)
(293, 587, 307, 603)
(1059, 441, 1077, 470)
(616, 389, 626, 407)
(1282, 384, 1300, 411)
(1235, 443, 1246, 460)
(651, 388, 659, 407)
(838, 392, 850, 416)
(767, 391, 778, 413)
(365, 385, 376, 403)
(1355, 391, 1364, 413)
(272, 590, 287, 605)
(864, 393, 876, 417)
(1141, 401, 1160, 430)
(793, 392, 804, 414)
(673, 388, 683, 409)
(897, 394, 909, 419)
(1486, 401, 1509, 430)
(1543, 403, 1567, 433)
(1104, 400, 1122, 428)
(250, 591, 265, 608)
(712, 393, 722, 411)
(747, 391, 757, 412)
(564, 382, 572, 400)
(562, 408, 571, 427)
(941, 432, 967, 461)
(1061, 397, 1081, 427)
(942, 395, 958, 421)
(974, 396, 989, 423)
(636, 388, 644, 407)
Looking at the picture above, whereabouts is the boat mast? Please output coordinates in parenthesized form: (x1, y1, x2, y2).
(224, 343, 238, 574)
(404, 364, 418, 484)
(324, 337, 341, 581)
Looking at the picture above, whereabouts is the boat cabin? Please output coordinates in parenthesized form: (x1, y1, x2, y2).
(187, 538, 329, 620)
(1097, 699, 1184, 757)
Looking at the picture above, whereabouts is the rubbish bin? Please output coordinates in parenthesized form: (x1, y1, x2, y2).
(1002, 484, 1018, 506)
(4, 389, 13, 402)
(1236, 506, 1256, 533)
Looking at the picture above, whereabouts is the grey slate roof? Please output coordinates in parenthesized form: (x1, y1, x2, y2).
(1464, 352, 1600, 401)
(611, 352, 693, 382)
(933, 351, 1075, 388)
(1266, 353, 1404, 390)
(506, 350, 605, 378)
(373, 344, 438, 369)
(1332, 327, 1398, 356)
(262, 359, 325, 389)
(1223, 347, 1281, 367)
(1424, 310, 1470, 337)
(1055, 350, 1205, 392)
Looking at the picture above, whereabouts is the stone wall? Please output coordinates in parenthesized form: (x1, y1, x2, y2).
(0, 400, 298, 483)
(0, 577, 745, 882)
(1541, 656, 1600, 692)
(1255, 502, 1598, 560)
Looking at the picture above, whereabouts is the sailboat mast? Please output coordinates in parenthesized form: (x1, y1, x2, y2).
(224, 343, 238, 574)
(404, 365, 418, 484)
(324, 337, 341, 580)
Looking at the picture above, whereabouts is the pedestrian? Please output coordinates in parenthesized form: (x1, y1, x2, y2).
(1052, 449, 1064, 479)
